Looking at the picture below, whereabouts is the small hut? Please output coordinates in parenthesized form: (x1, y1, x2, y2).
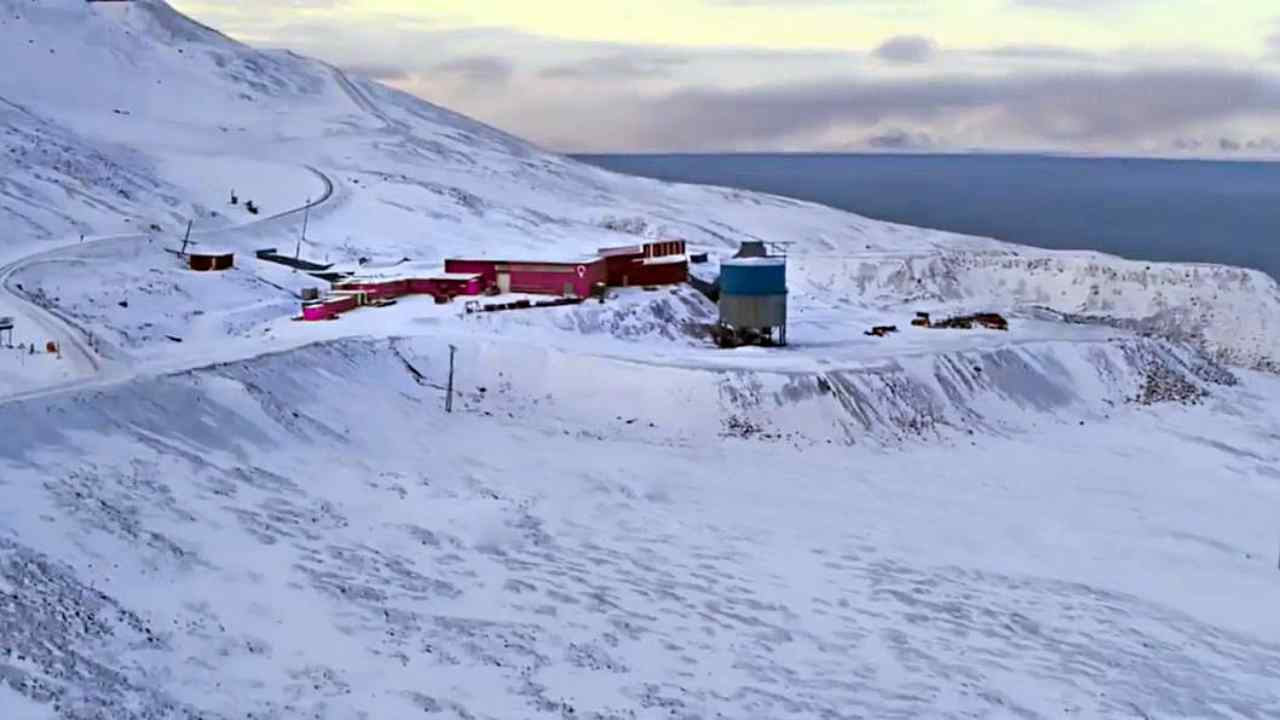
(188, 250, 235, 272)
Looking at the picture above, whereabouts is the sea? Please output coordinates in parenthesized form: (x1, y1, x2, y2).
(575, 153, 1280, 281)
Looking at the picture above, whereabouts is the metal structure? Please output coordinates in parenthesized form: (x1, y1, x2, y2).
(716, 255, 788, 347)
(735, 240, 794, 258)
(0, 316, 13, 348)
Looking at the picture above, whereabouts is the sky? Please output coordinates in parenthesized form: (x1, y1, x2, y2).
(169, 0, 1280, 155)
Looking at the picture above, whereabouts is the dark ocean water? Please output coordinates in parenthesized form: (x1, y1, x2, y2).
(575, 153, 1280, 281)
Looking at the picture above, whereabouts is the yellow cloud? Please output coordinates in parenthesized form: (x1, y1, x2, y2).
(170, 0, 1276, 58)
(296, 0, 1275, 54)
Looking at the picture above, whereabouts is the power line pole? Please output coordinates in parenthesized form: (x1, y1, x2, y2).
(179, 219, 193, 256)
(446, 344, 457, 414)
(296, 198, 311, 260)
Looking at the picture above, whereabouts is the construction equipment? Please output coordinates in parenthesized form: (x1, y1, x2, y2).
(710, 323, 781, 349)
(929, 312, 1009, 331)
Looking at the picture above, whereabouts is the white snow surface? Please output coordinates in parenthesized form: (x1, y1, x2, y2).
(2, 2, 1280, 718)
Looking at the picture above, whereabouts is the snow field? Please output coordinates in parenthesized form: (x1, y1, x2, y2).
(1, 337, 1278, 718)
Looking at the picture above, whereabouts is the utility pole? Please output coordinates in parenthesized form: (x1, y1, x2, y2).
(296, 198, 311, 260)
(179, 220, 193, 256)
(445, 344, 457, 414)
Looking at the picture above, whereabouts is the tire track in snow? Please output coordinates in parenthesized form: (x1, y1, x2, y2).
(330, 66, 404, 133)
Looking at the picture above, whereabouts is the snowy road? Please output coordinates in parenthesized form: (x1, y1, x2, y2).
(330, 65, 403, 133)
(0, 165, 336, 405)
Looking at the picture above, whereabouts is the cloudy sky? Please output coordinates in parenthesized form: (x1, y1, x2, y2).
(170, 0, 1280, 155)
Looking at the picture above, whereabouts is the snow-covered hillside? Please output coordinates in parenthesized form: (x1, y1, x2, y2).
(4, 337, 1280, 718)
(2, 2, 1280, 718)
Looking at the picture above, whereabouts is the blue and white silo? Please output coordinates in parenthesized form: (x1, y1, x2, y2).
(718, 256, 788, 345)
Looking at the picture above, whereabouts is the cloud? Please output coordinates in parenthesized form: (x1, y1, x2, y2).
(708, 1, 916, 5)
(343, 63, 410, 82)
(620, 67, 1280, 150)
(168, 0, 1280, 154)
(431, 56, 515, 86)
(974, 44, 1097, 61)
(540, 53, 692, 80)
(874, 35, 937, 64)
(1009, 0, 1152, 8)
(862, 127, 935, 149)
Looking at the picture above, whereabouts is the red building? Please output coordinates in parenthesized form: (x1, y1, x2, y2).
(333, 278, 407, 301)
(301, 294, 359, 321)
(336, 272, 483, 301)
(188, 250, 235, 272)
(303, 240, 688, 322)
(420, 272, 484, 297)
(597, 240, 688, 287)
(445, 258, 607, 297)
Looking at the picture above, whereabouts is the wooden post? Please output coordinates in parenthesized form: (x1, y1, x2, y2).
(446, 344, 457, 413)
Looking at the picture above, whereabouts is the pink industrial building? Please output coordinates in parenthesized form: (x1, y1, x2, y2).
(302, 271, 484, 321)
(301, 240, 686, 322)
(598, 240, 688, 287)
(334, 272, 484, 301)
(444, 258, 608, 298)
(301, 293, 360, 321)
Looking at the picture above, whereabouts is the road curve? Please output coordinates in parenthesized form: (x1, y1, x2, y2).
(0, 165, 337, 405)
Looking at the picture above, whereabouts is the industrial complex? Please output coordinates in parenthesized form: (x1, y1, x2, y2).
(284, 238, 1007, 347)
(296, 240, 691, 322)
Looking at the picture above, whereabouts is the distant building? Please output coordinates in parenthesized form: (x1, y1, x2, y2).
(301, 239, 692, 321)
(188, 251, 234, 272)
(596, 240, 689, 287)
(445, 258, 608, 298)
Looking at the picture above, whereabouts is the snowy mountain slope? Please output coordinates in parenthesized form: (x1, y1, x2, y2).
(3, 2, 1280, 718)
(2, 337, 1279, 718)
(0, 99, 182, 245)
